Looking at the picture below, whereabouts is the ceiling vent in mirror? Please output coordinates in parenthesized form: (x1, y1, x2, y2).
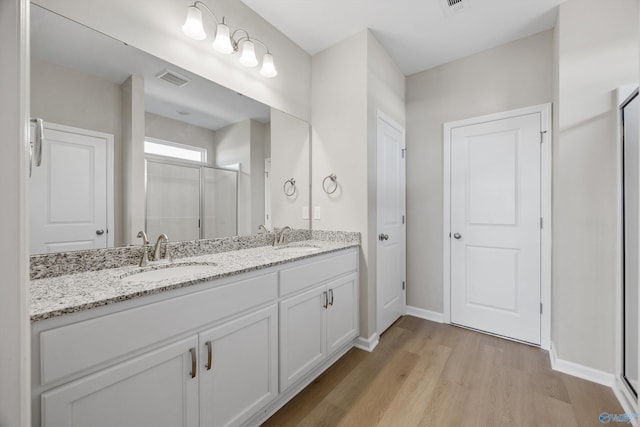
(155, 69, 191, 87)
(441, 0, 469, 16)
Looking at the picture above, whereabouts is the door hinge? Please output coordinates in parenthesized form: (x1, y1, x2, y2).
(402, 215, 405, 224)
(401, 148, 407, 158)
(198, 219, 201, 228)
(540, 302, 543, 314)
(402, 281, 405, 290)
(540, 130, 547, 144)
(540, 217, 543, 229)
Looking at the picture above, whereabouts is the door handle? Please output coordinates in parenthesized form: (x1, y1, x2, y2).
(328, 289, 334, 306)
(189, 348, 197, 379)
(453, 233, 462, 239)
(205, 341, 212, 371)
(378, 233, 389, 241)
(323, 291, 328, 309)
(96, 229, 105, 236)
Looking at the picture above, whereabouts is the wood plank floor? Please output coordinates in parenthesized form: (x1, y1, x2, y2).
(263, 316, 623, 427)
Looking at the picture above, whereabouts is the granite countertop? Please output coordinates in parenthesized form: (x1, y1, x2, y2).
(31, 240, 358, 322)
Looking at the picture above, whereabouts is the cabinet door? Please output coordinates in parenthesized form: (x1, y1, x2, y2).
(326, 273, 359, 356)
(279, 284, 327, 391)
(41, 336, 199, 427)
(199, 305, 278, 427)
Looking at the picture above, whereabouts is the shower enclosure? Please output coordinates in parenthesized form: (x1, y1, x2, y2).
(145, 159, 238, 242)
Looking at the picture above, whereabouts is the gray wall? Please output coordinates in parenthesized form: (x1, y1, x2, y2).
(312, 30, 405, 338)
(553, 0, 639, 373)
(0, 0, 29, 424)
(405, 30, 553, 314)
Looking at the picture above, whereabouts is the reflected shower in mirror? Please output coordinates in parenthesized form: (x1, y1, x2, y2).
(29, 4, 310, 255)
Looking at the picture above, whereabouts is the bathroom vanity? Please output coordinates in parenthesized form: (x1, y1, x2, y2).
(30, 235, 359, 427)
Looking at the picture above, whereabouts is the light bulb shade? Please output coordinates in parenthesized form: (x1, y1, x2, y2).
(212, 23, 234, 54)
(182, 6, 207, 40)
(239, 40, 259, 67)
(260, 53, 277, 78)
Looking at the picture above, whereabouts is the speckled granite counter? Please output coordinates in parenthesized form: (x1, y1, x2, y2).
(31, 236, 359, 322)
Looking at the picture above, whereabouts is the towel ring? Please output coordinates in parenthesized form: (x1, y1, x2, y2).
(322, 174, 338, 194)
(283, 178, 296, 196)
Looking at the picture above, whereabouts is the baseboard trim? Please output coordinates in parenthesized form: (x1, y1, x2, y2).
(549, 343, 615, 387)
(406, 306, 444, 323)
(354, 332, 379, 352)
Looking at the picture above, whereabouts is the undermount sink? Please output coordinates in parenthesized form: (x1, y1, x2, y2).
(119, 263, 218, 284)
(274, 245, 321, 255)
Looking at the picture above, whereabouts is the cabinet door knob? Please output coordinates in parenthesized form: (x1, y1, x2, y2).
(189, 348, 197, 379)
(205, 341, 213, 371)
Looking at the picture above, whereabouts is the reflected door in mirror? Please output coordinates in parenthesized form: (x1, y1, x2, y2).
(30, 122, 114, 255)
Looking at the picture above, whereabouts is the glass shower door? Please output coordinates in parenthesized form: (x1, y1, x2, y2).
(202, 167, 237, 238)
(146, 160, 201, 242)
(622, 89, 639, 397)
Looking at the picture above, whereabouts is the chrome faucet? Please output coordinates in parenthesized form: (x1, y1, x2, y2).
(274, 226, 292, 247)
(258, 224, 270, 234)
(137, 230, 150, 267)
(152, 233, 170, 262)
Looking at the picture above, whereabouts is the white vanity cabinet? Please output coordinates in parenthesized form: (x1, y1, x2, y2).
(198, 305, 278, 427)
(41, 336, 200, 427)
(32, 247, 359, 427)
(278, 250, 359, 391)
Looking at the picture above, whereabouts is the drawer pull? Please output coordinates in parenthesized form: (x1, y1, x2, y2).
(205, 341, 213, 371)
(189, 348, 197, 379)
(329, 289, 334, 306)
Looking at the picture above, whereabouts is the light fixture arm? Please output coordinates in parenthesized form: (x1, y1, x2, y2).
(232, 31, 271, 54)
(191, 0, 224, 25)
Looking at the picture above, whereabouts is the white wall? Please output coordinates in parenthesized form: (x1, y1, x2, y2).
(215, 119, 265, 235)
(31, 57, 125, 245)
(312, 30, 405, 337)
(33, 0, 312, 122)
(553, 0, 639, 374)
(270, 109, 310, 230)
(145, 112, 217, 165)
(405, 30, 553, 313)
(0, 0, 30, 425)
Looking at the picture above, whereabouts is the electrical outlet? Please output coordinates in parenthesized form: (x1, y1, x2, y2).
(314, 206, 321, 220)
(302, 206, 309, 220)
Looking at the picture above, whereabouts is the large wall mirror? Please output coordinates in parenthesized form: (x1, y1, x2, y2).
(29, 4, 310, 255)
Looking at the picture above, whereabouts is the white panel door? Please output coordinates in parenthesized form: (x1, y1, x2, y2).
(30, 124, 111, 254)
(41, 336, 199, 427)
(279, 284, 326, 391)
(450, 113, 541, 344)
(377, 113, 406, 334)
(199, 305, 278, 427)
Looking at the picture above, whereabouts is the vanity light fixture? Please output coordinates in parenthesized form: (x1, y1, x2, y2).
(181, 1, 278, 78)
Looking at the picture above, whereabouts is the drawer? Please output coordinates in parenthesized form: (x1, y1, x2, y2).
(279, 249, 358, 297)
(40, 272, 277, 386)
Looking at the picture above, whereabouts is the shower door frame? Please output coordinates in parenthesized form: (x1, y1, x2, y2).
(144, 156, 239, 240)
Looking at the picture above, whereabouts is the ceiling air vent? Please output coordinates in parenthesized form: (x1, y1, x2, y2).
(441, 0, 469, 17)
(155, 69, 190, 87)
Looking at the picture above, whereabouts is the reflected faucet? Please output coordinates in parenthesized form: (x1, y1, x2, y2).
(152, 234, 170, 262)
(274, 226, 292, 247)
(137, 231, 149, 267)
(258, 224, 270, 234)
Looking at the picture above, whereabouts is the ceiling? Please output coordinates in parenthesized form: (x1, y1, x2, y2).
(31, 5, 270, 131)
(240, 0, 562, 76)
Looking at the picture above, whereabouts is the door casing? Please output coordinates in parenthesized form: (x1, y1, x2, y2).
(443, 103, 552, 350)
